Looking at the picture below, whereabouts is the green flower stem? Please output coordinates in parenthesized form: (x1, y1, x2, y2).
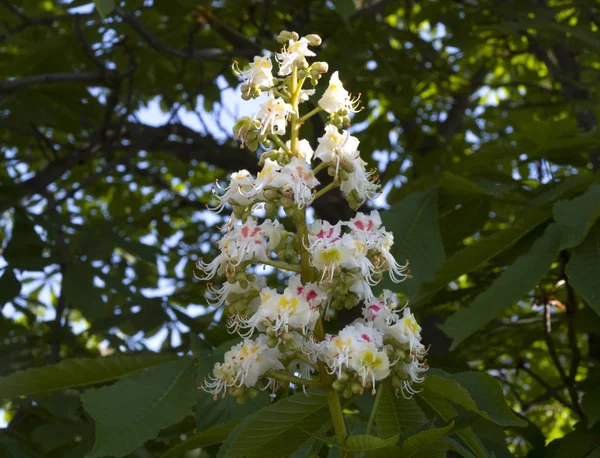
(265, 371, 323, 388)
(313, 179, 340, 201)
(366, 382, 384, 434)
(261, 259, 301, 273)
(299, 106, 323, 123)
(327, 388, 348, 446)
(288, 62, 349, 449)
(268, 134, 291, 154)
(312, 160, 330, 176)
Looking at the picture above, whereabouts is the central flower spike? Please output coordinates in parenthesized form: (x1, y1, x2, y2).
(197, 30, 428, 404)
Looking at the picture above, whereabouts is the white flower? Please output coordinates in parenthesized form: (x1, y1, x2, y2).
(315, 125, 360, 164)
(206, 275, 267, 308)
(400, 357, 428, 398)
(310, 239, 353, 282)
(260, 219, 287, 250)
(196, 218, 268, 279)
(257, 158, 286, 189)
(319, 328, 357, 377)
(339, 156, 380, 203)
(234, 54, 274, 88)
(202, 335, 283, 398)
(318, 71, 359, 113)
(288, 274, 327, 307)
(388, 308, 422, 352)
(362, 290, 400, 328)
(340, 233, 378, 284)
(372, 230, 410, 283)
(352, 342, 390, 393)
(236, 283, 317, 336)
(257, 95, 294, 135)
(276, 37, 316, 76)
(347, 211, 382, 240)
(308, 220, 342, 251)
(286, 139, 314, 163)
(280, 157, 320, 207)
(209, 170, 256, 213)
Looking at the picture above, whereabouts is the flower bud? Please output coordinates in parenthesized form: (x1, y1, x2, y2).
(394, 349, 406, 360)
(350, 381, 363, 394)
(247, 139, 259, 152)
(240, 83, 251, 94)
(267, 337, 279, 348)
(312, 61, 328, 73)
(278, 342, 287, 353)
(247, 388, 258, 399)
(236, 394, 247, 404)
(298, 69, 308, 79)
(343, 387, 353, 399)
(332, 380, 345, 391)
(282, 332, 293, 342)
(391, 375, 402, 389)
(277, 30, 299, 43)
(262, 138, 272, 149)
(266, 326, 276, 337)
(285, 340, 297, 352)
(339, 371, 350, 382)
(246, 273, 256, 282)
(305, 34, 322, 46)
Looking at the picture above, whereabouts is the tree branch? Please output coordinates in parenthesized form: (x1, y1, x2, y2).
(0, 70, 115, 92)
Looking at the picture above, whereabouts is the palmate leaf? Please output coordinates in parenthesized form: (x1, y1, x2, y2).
(423, 370, 526, 427)
(566, 226, 600, 317)
(554, 183, 600, 249)
(440, 223, 562, 349)
(414, 208, 551, 306)
(344, 434, 399, 451)
(222, 390, 331, 458)
(83, 357, 196, 458)
(399, 421, 454, 456)
(0, 268, 21, 306)
(381, 189, 445, 295)
(418, 389, 488, 458)
(375, 384, 427, 438)
(93, 0, 115, 18)
(0, 354, 177, 399)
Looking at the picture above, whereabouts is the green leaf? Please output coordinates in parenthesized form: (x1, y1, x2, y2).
(381, 189, 445, 295)
(440, 223, 561, 348)
(62, 264, 105, 319)
(332, 0, 355, 22)
(161, 420, 239, 458)
(223, 390, 331, 458)
(423, 370, 527, 427)
(400, 421, 454, 456)
(84, 357, 196, 458)
(566, 226, 600, 317)
(582, 386, 600, 428)
(93, 0, 115, 18)
(554, 183, 600, 249)
(415, 208, 551, 305)
(418, 389, 487, 458)
(0, 354, 176, 399)
(344, 434, 399, 451)
(0, 268, 21, 305)
(3, 211, 46, 270)
(375, 385, 427, 438)
(32, 423, 90, 453)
